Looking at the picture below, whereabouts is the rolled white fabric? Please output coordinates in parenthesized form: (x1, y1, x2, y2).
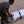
(19, 9, 24, 17)
(11, 11, 20, 21)
(11, 9, 24, 21)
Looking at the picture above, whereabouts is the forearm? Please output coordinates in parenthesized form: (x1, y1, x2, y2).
(7, 9, 10, 15)
(7, 9, 12, 17)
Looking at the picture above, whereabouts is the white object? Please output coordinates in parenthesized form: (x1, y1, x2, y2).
(19, 9, 24, 17)
(11, 11, 20, 21)
(10, 9, 24, 21)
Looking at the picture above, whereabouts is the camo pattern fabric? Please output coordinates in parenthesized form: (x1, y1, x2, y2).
(0, 2, 10, 16)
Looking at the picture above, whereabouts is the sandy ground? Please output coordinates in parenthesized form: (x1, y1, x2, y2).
(0, 0, 24, 24)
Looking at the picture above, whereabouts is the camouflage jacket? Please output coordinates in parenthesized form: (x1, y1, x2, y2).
(0, 2, 10, 11)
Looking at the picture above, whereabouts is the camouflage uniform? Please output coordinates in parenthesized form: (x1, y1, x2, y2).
(0, 2, 10, 24)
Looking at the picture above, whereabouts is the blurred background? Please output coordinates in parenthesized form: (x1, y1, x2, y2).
(0, 0, 24, 24)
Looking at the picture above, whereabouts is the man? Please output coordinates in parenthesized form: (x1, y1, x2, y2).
(0, 0, 14, 24)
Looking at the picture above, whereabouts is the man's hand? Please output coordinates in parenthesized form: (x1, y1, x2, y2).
(9, 14, 13, 17)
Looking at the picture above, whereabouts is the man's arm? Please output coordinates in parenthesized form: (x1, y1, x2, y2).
(7, 9, 10, 15)
(3, 7, 11, 17)
(7, 9, 12, 17)
(3, 7, 10, 16)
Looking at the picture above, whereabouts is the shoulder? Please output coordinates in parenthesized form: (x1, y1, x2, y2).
(4, 2, 10, 9)
(1, 2, 10, 9)
(1, 2, 10, 5)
